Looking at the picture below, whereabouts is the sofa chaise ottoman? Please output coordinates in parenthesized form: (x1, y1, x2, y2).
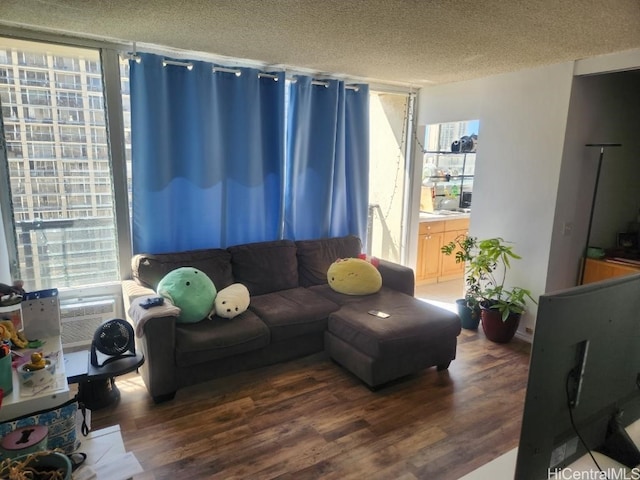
(323, 288, 461, 388)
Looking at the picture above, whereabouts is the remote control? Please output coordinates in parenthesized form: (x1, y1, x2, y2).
(140, 296, 165, 309)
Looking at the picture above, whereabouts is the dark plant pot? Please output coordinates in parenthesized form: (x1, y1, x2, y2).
(456, 299, 480, 330)
(480, 307, 521, 343)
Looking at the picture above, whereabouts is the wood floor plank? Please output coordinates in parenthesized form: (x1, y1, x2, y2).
(85, 327, 531, 479)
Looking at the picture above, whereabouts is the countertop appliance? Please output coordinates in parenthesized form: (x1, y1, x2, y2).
(461, 192, 472, 208)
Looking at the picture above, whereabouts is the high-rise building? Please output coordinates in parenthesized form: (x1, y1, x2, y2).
(0, 38, 128, 290)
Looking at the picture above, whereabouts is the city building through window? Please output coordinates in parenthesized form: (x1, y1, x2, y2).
(0, 38, 127, 290)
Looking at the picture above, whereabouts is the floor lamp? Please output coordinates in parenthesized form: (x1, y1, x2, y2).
(580, 143, 622, 284)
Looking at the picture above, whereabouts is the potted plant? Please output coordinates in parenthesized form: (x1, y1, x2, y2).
(467, 237, 536, 343)
(442, 235, 536, 341)
(441, 234, 482, 329)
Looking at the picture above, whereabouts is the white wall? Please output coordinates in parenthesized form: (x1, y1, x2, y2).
(417, 62, 575, 339)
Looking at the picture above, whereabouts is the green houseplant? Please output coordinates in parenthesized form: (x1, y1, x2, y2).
(442, 236, 536, 342)
(470, 237, 536, 343)
(441, 234, 482, 329)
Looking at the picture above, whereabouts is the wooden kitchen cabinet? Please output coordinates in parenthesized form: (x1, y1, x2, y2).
(439, 218, 470, 280)
(416, 217, 470, 284)
(440, 230, 466, 278)
(581, 258, 640, 285)
(416, 221, 444, 282)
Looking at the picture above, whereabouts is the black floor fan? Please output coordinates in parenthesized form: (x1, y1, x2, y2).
(80, 319, 138, 410)
(90, 318, 136, 368)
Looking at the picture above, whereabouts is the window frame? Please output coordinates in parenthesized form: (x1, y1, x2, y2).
(0, 30, 132, 297)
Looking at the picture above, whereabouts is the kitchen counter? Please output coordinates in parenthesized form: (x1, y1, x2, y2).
(419, 211, 471, 222)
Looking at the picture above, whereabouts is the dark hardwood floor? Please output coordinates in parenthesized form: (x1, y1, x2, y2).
(87, 328, 531, 479)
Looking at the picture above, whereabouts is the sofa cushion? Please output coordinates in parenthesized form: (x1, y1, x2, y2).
(327, 290, 461, 358)
(228, 240, 298, 296)
(308, 283, 382, 307)
(249, 287, 340, 342)
(296, 235, 362, 287)
(175, 310, 270, 367)
(132, 248, 234, 291)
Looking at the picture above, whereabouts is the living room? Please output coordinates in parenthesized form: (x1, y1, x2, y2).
(0, 2, 640, 479)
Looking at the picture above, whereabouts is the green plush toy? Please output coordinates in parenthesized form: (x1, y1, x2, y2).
(327, 258, 382, 295)
(157, 267, 217, 323)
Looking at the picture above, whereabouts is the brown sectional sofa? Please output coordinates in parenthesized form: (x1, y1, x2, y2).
(122, 235, 461, 403)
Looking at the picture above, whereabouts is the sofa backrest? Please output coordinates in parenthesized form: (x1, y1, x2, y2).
(295, 235, 362, 287)
(227, 239, 299, 296)
(131, 235, 363, 295)
(131, 248, 234, 291)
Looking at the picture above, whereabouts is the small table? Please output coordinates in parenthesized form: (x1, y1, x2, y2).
(65, 350, 144, 410)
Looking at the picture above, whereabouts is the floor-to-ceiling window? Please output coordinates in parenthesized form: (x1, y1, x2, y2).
(0, 38, 126, 291)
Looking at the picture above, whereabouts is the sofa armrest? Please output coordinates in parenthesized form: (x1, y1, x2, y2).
(122, 280, 178, 401)
(135, 313, 178, 401)
(122, 279, 155, 305)
(377, 259, 415, 297)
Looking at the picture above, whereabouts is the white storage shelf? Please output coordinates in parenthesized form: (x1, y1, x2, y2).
(423, 151, 475, 209)
(0, 336, 70, 421)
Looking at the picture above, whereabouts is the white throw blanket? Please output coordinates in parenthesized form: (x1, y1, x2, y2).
(128, 295, 180, 337)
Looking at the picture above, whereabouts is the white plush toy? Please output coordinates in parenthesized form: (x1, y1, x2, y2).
(214, 283, 250, 319)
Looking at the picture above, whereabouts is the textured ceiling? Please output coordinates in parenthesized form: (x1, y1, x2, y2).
(1, 0, 640, 87)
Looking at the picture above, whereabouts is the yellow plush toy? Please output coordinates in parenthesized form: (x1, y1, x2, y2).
(327, 258, 382, 295)
(0, 320, 28, 349)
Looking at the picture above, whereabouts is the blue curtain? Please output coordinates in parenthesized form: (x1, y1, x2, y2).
(129, 53, 285, 253)
(284, 76, 369, 245)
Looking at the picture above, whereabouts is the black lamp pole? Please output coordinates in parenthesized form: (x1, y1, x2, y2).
(580, 143, 622, 284)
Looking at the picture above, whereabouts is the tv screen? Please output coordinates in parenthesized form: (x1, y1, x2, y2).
(516, 273, 640, 479)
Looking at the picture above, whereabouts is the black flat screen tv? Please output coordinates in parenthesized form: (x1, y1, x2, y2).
(516, 273, 640, 479)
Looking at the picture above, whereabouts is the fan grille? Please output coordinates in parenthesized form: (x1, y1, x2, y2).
(93, 319, 132, 356)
